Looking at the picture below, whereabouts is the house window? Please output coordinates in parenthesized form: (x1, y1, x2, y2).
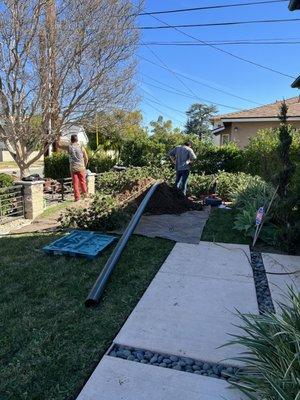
(221, 133, 230, 145)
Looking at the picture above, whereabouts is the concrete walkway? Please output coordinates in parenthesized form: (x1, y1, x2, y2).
(77, 356, 244, 400)
(114, 242, 258, 365)
(77, 241, 259, 399)
(262, 252, 300, 312)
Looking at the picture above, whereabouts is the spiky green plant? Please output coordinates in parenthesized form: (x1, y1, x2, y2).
(227, 289, 300, 400)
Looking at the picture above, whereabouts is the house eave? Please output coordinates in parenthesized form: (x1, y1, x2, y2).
(289, 0, 300, 10)
(212, 125, 226, 135)
(220, 116, 300, 123)
(291, 75, 300, 88)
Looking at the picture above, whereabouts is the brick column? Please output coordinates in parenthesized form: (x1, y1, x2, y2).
(17, 181, 44, 220)
(86, 173, 96, 195)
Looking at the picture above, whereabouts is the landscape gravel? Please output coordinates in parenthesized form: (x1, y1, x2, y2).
(109, 345, 241, 381)
(250, 250, 275, 313)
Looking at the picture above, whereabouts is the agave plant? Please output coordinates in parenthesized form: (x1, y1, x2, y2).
(226, 289, 300, 400)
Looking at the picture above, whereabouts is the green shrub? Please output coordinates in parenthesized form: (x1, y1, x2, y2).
(192, 142, 244, 174)
(59, 194, 128, 231)
(88, 150, 116, 173)
(119, 137, 164, 167)
(188, 174, 215, 197)
(235, 180, 277, 210)
(44, 152, 70, 179)
(231, 177, 279, 244)
(227, 289, 300, 400)
(215, 172, 265, 201)
(96, 166, 174, 194)
(243, 127, 300, 181)
(0, 173, 14, 188)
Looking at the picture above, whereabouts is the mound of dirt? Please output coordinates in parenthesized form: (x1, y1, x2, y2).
(117, 178, 154, 203)
(137, 182, 202, 215)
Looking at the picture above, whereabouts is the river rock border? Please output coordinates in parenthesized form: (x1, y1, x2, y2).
(250, 250, 275, 314)
(109, 345, 241, 381)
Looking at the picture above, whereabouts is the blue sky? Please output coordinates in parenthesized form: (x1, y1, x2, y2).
(136, 0, 300, 129)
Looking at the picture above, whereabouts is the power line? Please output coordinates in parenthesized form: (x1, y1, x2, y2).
(142, 79, 242, 110)
(141, 91, 187, 115)
(142, 79, 205, 100)
(140, 57, 261, 106)
(142, 43, 245, 110)
(143, 100, 185, 126)
(138, 0, 288, 15)
(141, 40, 300, 46)
(140, 17, 300, 30)
(142, 12, 296, 79)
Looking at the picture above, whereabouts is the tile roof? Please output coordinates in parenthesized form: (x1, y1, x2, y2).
(214, 96, 300, 120)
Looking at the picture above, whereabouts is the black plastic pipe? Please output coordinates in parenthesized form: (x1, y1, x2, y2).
(85, 181, 160, 307)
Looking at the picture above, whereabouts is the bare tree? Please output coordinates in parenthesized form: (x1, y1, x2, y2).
(0, 0, 139, 176)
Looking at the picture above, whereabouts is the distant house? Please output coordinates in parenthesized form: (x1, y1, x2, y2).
(60, 124, 89, 146)
(0, 124, 88, 162)
(211, 96, 300, 148)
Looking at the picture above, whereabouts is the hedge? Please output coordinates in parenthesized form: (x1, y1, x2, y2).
(44, 152, 70, 179)
(0, 173, 14, 188)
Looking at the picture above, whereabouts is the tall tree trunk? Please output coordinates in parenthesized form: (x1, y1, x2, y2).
(19, 166, 30, 179)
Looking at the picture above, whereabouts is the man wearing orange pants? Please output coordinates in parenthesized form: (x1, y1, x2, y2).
(59, 134, 88, 201)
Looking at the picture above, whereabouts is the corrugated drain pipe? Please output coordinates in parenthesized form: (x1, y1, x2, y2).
(85, 181, 160, 307)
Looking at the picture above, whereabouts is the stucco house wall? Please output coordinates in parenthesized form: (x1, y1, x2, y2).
(212, 97, 300, 148)
(221, 120, 300, 148)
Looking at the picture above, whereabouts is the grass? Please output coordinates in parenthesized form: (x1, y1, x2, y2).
(0, 233, 174, 400)
(202, 208, 249, 244)
(39, 201, 73, 219)
(0, 161, 44, 170)
(201, 208, 290, 254)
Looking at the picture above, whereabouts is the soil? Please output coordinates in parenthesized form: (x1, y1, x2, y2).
(136, 182, 202, 215)
(117, 178, 155, 204)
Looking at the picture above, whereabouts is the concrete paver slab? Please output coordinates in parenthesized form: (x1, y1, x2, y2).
(115, 244, 258, 365)
(262, 253, 300, 312)
(77, 356, 245, 400)
(160, 241, 253, 283)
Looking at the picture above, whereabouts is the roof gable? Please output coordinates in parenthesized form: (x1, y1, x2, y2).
(214, 96, 300, 121)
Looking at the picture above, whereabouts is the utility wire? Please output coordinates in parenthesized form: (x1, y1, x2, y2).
(138, 0, 288, 15)
(143, 100, 185, 126)
(141, 40, 300, 46)
(141, 91, 187, 115)
(140, 57, 261, 106)
(142, 79, 242, 110)
(140, 17, 300, 30)
(142, 43, 244, 110)
(142, 79, 205, 100)
(142, 12, 296, 79)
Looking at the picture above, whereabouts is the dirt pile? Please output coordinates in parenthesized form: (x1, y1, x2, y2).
(137, 182, 202, 215)
(117, 178, 154, 203)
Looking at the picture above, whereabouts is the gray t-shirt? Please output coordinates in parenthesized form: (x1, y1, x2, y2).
(169, 145, 197, 171)
(68, 144, 85, 172)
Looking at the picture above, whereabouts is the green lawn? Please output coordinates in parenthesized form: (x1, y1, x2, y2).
(0, 233, 174, 400)
(39, 201, 73, 220)
(202, 208, 249, 244)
